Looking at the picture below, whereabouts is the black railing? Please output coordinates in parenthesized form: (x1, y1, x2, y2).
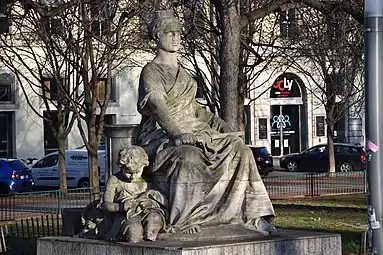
(263, 170, 367, 199)
(0, 171, 368, 253)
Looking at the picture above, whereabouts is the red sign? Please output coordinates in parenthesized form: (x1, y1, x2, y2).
(272, 77, 294, 97)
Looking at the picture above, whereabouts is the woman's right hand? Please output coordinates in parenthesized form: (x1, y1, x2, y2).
(174, 133, 198, 146)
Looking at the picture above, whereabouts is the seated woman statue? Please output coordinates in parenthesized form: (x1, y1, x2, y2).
(137, 10, 275, 236)
(80, 146, 166, 243)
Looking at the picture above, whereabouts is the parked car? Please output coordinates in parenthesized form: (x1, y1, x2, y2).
(0, 159, 35, 194)
(30, 150, 106, 188)
(279, 143, 366, 172)
(248, 145, 274, 177)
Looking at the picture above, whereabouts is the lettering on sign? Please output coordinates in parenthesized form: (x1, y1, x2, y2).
(270, 74, 302, 99)
(273, 77, 293, 93)
(70, 155, 88, 160)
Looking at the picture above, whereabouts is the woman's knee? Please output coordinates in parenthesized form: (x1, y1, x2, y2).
(176, 145, 203, 164)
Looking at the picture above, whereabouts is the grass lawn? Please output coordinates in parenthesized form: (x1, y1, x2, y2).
(272, 194, 368, 255)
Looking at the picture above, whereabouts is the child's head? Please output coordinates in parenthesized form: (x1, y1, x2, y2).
(117, 145, 149, 180)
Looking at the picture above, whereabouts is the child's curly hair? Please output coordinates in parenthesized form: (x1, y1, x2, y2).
(117, 145, 149, 173)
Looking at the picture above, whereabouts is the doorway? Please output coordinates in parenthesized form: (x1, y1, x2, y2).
(270, 105, 300, 156)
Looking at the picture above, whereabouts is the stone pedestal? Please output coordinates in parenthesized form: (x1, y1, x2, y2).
(103, 124, 139, 180)
(37, 228, 341, 255)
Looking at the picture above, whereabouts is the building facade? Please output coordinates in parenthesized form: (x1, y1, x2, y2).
(0, 62, 364, 160)
(0, 4, 364, 160)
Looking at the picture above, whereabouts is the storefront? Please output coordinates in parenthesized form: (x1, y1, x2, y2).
(269, 73, 308, 156)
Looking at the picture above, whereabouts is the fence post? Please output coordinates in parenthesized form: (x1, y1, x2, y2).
(57, 190, 62, 215)
(360, 231, 367, 255)
(305, 173, 315, 197)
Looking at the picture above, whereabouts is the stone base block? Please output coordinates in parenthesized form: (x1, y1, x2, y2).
(37, 229, 341, 255)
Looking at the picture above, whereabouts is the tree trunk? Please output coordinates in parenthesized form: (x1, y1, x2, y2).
(326, 120, 336, 173)
(237, 68, 246, 132)
(57, 136, 67, 191)
(88, 125, 100, 200)
(219, 3, 240, 131)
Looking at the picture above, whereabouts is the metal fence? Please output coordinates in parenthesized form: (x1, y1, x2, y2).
(0, 171, 368, 222)
(0, 188, 100, 253)
(0, 171, 368, 252)
(0, 187, 101, 222)
(263, 170, 367, 199)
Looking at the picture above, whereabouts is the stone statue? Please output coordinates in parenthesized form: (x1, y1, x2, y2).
(80, 145, 166, 243)
(137, 10, 276, 236)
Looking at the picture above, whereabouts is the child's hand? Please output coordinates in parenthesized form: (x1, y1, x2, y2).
(123, 199, 137, 211)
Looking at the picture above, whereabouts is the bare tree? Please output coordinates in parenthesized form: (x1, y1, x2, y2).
(0, 0, 80, 190)
(52, 0, 145, 199)
(280, 6, 364, 172)
(167, 1, 285, 134)
(0, 0, 146, 196)
(166, 0, 364, 132)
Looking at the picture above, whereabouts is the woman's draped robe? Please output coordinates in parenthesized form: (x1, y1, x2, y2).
(137, 62, 274, 231)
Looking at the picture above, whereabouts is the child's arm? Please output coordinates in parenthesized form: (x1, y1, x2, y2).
(102, 176, 128, 212)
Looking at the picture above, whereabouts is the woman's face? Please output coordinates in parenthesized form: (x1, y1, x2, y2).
(157, 30, 181, 53)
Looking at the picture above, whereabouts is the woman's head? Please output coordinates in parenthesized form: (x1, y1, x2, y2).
(148, 10, 182, 52)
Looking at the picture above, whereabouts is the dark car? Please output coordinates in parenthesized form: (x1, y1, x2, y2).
(248, 145, 274, 177)
(279, 143, 366, 172)
(0, 159, 35, 194)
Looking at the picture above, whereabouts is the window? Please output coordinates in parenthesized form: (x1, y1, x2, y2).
(280, 8, 297, 40)
(326, 10, 344, 43)
(0, 72, 13, 102)
(0, 113, 13, 158)
(8, 160, 28, 171)
(0, 0, 10, 34)
(316, 116, 325, 137)
(42, 77, 69, 101)
(254, 147, 270, 157)
(307, 145, 326, 154)
(43, 17, 64, 36)
(96, 114, 116, 150)
(43, 111, 59, 155)
(95, 78, 106, 101)
(258, 118, 268, 139)
(344, 146, 359, 155)
(90, 2, 108, 36)
(42, 77, 58, 101)
(33, 155, 59, 168)
(95, 78, 116, 101)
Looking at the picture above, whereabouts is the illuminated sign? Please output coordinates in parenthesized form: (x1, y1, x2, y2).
(271, 115, 291, 129)
(270, 74, 302, 98)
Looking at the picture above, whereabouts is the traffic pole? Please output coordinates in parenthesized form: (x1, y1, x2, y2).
(365, 0, 383, 254)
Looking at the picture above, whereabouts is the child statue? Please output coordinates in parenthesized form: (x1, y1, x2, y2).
(80, 145, 166, 243)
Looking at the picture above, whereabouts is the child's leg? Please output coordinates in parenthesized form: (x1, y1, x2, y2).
(142, 211, 164, 241)
(123, 217, 144, 243)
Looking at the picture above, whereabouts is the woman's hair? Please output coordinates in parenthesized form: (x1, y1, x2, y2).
(148, 10, 182, 40)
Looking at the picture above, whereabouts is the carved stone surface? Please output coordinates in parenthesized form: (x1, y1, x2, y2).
(137, 10, 275, 235)
(80, 145, 166, 243)
(103, 124, 139, 177)
(80, 10, 276, 244)
(37, 230, 342, 255)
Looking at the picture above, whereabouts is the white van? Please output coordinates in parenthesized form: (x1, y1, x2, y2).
(30, 150, 106, 188)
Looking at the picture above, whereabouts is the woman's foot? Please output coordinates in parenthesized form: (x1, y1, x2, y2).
(253, 218, 277, 236)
